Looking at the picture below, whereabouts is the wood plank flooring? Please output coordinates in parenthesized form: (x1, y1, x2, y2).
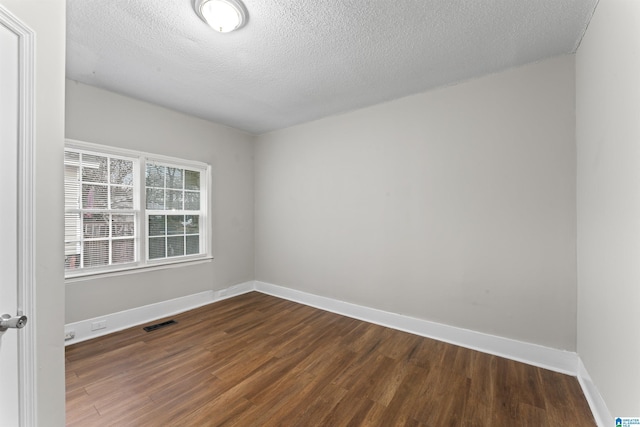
(66, 292, 596, 426)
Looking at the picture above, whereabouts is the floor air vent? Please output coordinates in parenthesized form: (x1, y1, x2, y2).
(143, 320, 177, 332)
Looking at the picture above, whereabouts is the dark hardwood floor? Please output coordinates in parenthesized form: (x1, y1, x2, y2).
(66, 292, 596, 426)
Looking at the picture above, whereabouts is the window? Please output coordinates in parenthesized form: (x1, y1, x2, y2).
(64, 140, 210, 278)
(145, 163, 202, 259)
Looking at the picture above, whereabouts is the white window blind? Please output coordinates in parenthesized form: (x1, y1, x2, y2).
(65, 140, 211, 278)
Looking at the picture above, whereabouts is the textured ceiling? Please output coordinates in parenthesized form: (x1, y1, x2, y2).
(66, 0, 597, 134)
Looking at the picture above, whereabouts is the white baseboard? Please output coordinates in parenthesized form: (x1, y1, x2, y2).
(254, 281, 579, 375)
(577, 358, 612, 427)
(64, 279, 605, 426)
(255, 281, 610, 424)
(64, 281, 254, 345)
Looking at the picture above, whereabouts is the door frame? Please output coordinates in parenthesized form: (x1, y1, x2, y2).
(0, 5, 36, 426)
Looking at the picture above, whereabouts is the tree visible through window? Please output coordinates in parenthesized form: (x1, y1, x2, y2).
(145, 163, 202, 260)
(64, 151, 136, 270)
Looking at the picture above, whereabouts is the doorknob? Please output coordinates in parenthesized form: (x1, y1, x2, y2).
(0, 314, 28, 331)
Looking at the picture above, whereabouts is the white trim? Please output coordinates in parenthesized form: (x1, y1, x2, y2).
(253, 281, 609, 424)
(65, 138, 210, 169)
(64, 279, 606, 425)
(577, 358, 612, 427)
(254, 281, 579, 375)
(65, 256, 213, 283)
(64, 139, 213, 278)
(66, 279, 584, 375)
(64, 281, 254, 345)
(0, 5, 37, 426)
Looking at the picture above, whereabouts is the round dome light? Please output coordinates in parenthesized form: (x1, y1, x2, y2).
(195, 0, 247, 33)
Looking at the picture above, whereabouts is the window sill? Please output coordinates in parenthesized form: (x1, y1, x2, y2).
(64, 256, 214, 284)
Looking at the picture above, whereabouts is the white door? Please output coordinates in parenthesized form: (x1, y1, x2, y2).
(0, 17, 21, 427)
(0, 7, 35, 424)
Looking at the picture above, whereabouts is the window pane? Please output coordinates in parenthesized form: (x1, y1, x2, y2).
(184, 191, 200, 210)
(166, 168, 183, 189)
(166, 190, 183, 210)
(112, 215, 135, 237)
(186, 235, 199, 255)
(65, 213, 81, 242)
(148, 215, 165, 236)
(65, 150, 79, 164)
(83, 213, 109, 238)
(111, 186, 134, 209)
(146, 164, 165, 187)
(167, 215, 184, 235)
(148, 237, 165, 259)
(110, 158, 134, 185)
(83, 241, 109, 267)
(65, 247, 81, 270)
(146, 188, 164, 209)
(82, 184, 108, 209)
(185, 170, 200, 190)
(65, 163, 80, 209)
(112, 239, 135, 264)
(185, 215, 199, 234)
(167, 236, 184, 257)
(65, 241, 81, 271)
(82, 154, 108, 183)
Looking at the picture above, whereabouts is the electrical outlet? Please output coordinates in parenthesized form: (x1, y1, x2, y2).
(91, 320, 107, 331)
(65, 331, 75, 341)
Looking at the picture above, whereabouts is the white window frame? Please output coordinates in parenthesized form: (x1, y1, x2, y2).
(65, 139, 212, 280)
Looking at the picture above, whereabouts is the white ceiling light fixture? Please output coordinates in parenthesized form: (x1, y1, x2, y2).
(195, 0, 247, 33)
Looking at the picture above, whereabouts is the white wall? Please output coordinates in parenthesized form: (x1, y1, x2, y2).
(576, 0, 640, 416)
(65, 81, 255, 323)
(1, 0, 66, 425)
(255, 56, 577, 351)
